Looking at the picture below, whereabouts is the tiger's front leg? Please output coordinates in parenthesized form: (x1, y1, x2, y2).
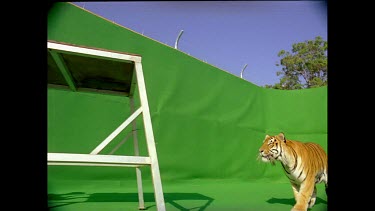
(290, 182, 299, 202)
(291, 177, 315, 211)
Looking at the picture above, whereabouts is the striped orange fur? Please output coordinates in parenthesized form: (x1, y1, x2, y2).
(258, 132, 327, 211)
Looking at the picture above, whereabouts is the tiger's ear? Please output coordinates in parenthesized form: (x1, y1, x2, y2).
(277, 132, 286, 143)
(263, 135, 270, 142)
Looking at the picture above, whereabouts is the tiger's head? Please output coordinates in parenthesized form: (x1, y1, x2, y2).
(258, 132, 286, 165)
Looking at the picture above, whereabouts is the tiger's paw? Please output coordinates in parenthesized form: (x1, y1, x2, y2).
(308, 198, 316, 208)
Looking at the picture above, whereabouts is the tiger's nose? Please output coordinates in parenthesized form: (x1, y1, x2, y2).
(259, 149, 263, 153)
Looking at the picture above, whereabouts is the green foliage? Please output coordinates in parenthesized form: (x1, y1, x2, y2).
(265, 36, 327, 90)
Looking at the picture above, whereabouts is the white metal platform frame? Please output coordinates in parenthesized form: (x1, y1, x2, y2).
(47, 41, 166, 211)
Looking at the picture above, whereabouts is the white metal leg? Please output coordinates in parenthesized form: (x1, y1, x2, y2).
(130, 97, 145, 210)
(135, 61, 166, 211)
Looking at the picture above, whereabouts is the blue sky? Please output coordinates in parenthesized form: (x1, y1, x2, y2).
(72, 1, 327, 87)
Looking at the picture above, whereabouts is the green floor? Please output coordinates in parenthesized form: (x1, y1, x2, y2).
(48, 179, 327, 211)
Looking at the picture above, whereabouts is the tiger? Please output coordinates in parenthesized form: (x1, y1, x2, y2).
(258, 132, 327, 211)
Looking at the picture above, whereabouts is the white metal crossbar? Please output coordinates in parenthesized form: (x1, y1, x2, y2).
(48, 41, 142, 63)
(48, 153, 151, 165)
(90, 107, 143, 155)
(47, 41, 166, 211)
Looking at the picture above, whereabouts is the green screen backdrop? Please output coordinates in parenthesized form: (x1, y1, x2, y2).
(47, 3, 327, 211)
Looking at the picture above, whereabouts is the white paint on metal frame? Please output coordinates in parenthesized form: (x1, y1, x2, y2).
(49, 50, 77, 91)
(108, 131, 133, 155)
(130, 97, 146, 210)
(135, 61, 166, 211)
(47, 42, 142, 63)
(90, 107, 143, 155)
(48, 153, 151, 165)
(48, 162, 145, 168)
(47, 41, 166, 211)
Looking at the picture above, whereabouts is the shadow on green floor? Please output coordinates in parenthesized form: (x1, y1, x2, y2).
(48, 192, 214, 210)
(266, 197, 327, 207)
